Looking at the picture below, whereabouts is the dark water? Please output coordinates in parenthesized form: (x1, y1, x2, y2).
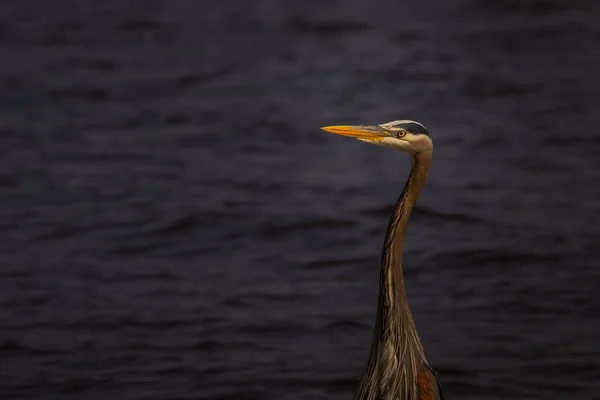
(1, 1, 599, 399)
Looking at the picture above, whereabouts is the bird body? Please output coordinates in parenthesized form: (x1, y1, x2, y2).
(321, 121, 444, 400)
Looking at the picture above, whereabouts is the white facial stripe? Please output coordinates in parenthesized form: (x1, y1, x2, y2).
(381, 137, 417, 153)
(380, 120, 425, 130)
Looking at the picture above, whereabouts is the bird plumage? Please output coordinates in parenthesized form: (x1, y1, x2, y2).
(321, 121, 443, 400)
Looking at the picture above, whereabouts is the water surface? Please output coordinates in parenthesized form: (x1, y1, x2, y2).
(0, 1, 599, 399)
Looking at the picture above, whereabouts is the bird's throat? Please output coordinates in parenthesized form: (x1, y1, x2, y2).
(381, 152, 430, 312)
(354, 152, 432, 400)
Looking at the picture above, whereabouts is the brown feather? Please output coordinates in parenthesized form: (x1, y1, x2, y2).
(417, 364, 444, 400)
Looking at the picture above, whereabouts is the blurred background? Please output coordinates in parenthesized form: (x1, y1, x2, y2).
(0, 0, 599, 399)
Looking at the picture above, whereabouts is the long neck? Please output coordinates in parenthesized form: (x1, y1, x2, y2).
(355, 151, 432, 400)
(381, 152, 430, 321)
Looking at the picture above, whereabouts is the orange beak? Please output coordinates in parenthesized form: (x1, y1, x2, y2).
(320, 125, 386, 142)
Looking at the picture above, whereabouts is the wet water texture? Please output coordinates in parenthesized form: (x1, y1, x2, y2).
(1, 1, 599, 399)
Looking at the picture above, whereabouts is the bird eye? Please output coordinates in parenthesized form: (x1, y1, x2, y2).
(397, 130, 407, 138)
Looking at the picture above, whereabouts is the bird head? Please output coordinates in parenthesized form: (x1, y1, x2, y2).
(321, 120, 432, 155)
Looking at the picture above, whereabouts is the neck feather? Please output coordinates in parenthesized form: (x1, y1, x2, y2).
(354, 151, 432, 400)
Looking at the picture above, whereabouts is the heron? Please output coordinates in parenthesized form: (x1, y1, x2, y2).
(320, 120, 444, 400)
